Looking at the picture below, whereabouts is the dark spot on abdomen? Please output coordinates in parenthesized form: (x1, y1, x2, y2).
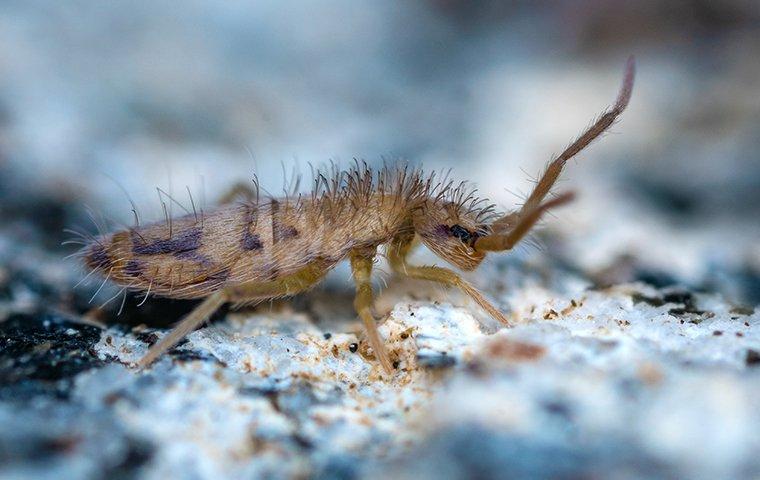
(242, 232, 263, 251)
(173, 250, 212, 265)
(433, 224, 451, 237)
(123, 259, 144, 277)
(270, 199, 299, 244)
(241, 205, 263, 251)
(86, 244, 110, 270)
(275, 225, 299, 241)
(132, 227, 201, 255)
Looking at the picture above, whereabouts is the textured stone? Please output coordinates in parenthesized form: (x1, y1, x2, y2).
(1, 278, 757, 479)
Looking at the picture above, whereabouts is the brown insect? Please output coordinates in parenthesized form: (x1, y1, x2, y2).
(78, 57, 635, 374)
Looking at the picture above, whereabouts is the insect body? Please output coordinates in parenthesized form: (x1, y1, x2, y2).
(81, 58, 635, 374)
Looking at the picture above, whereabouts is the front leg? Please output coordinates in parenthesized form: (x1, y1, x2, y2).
(387, 234, 511, 327)
(349, 248, 394, 374)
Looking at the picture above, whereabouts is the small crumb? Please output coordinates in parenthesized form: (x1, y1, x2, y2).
(323, 332, 332, 340)
(543, 309, 558, 320)
(713, 331, 723, 336)
(736, 332, 744, 337)
(348, 343, 358, 353)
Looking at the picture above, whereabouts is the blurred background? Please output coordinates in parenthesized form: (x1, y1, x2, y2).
(0, 0, 758, 307)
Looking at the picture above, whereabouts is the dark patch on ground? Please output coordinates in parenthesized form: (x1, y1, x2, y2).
(633, 269, 681, 290)
(585, 253, 681, 292)
(632, 293, 666, 307)
(0, 313, 105, 400)
(703, 263, 760, 306)
(313, 453, 362, 480)
(385, 426, 678, 479)
(746, 349, 760, 367)
(662, 290, 706, 317)
(631, 289, 705, 317)
(167, 348, 222, 364)
(733, 264, 760, 305)
(134, 330, 160, 346)
(100, 436, 155, 480)
(416, 351, 456, 369)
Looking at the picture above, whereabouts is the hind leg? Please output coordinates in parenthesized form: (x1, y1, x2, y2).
(350, 249, 394, 374)
(137, 263, 328, 368)
(136, 290, 228, 368)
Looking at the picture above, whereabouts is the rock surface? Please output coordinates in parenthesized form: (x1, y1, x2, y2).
(1, 257, 757, 479)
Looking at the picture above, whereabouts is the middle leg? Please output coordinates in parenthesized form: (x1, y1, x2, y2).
(349, 248, 394, 374)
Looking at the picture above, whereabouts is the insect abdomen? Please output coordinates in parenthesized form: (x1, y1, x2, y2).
(83, 177, 419, 299)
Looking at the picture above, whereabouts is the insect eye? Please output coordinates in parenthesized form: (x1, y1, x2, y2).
(450, 224, 472, 243)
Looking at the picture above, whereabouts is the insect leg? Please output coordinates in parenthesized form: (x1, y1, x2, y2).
(388, 235, 511, 326)
(349, 250, 394, 374)
(136, 290, 227, 369)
